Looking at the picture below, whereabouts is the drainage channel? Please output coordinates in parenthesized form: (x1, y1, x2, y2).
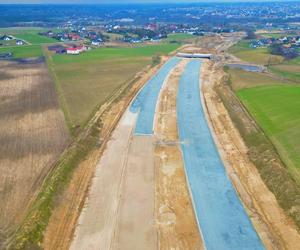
(177, 59, 264, 250)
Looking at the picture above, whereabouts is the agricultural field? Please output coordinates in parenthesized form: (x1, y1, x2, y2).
(229, 37, 300, 83)
(237, 85, 300, 183)
(0, 28, 57, 44)
(227, 68, 289, 91)
(0, 45, 43, 58)
(14, 33, 57, 44)
(270, 57, 300, 82)
(47, 43, 180, 129)
(0, 60, 69, 239)
(228, 41, 300, 180)
(165, 33, 197, 43)
(103, 32, 124, 41)
(229, 40, 283, 65)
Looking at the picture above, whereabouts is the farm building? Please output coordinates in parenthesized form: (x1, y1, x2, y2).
(91, 40, 102, 46)
(0, 35, 13, 41)
(66, 45, 87, 55)
(16, 40, 24, 45)
(48, 44, 66, 54)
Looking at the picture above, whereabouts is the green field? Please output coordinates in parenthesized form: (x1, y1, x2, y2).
(0, 45, 43, 58)
(15, 33, 57, 44)
(259, 32, 297, 39)
(165, 33, 197, 43)
(269, 56, 300, 82)
(0, 28, 58, 45)
(229, 40, 283, 65)
(238, 85, 300, 182)
(227, 68, 288, 91)
(52, 44, 179, 64)
(47, 43, 180, 130)
(0, 27, 47, 34)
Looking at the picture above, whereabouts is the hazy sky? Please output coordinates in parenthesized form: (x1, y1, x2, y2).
(0, 0, 297, 4)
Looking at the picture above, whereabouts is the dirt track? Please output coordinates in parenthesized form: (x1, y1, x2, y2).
(0, 60, 69, 240)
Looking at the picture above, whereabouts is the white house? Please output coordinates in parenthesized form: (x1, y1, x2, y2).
(66, 45, 87, 55)
(16, 40, 24, 45)
(91, 40, 101, 46)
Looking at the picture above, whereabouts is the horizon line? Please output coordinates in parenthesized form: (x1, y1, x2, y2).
(0, 0, 299, 5)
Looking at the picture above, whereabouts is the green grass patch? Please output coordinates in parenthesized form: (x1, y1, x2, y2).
(52, 44, 179, 65)
(15, 33, 57, 44)
(165, 33, 196, 43)
(217, 82, 300, 231)
(237, 85, 300, 183)
(0, 27, 47, 34)
(227, 68, 288, 91)
(0, 45, 43, 58)
(47, 43, 179, 129)
(259, 32, 296, 39)
(229, 40, 283, 65)
(269, 56, 300, 82)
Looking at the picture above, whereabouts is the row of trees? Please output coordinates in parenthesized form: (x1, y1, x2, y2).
(270, 44, 299, 60)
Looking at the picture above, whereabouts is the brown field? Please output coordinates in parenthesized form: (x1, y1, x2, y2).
(227, 68, 290, 91)
(52, 57, 150, 128)
(42, 58, 170, 250)
(0, 60, 69, 242)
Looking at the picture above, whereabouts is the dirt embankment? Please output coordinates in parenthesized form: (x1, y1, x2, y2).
(0, 60, 69, 243)
(42, 57, 170, 250)
(201, 60, 300, 249)
(154, 59, 203, 249)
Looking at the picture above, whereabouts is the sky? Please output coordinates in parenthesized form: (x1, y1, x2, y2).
(0, 0, 298, 4)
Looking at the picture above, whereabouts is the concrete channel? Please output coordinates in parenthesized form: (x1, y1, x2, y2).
(176, 60, 264, 250)
(130, 57, 181, 135)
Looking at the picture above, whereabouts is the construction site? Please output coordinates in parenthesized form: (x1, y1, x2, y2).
(38, 34, 300, 250)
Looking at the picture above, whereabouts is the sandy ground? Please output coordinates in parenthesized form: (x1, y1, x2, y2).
(201, 60, 300, 249)
(66, 58, 202, 250)
(70, 110, 138, 250)
(69, 110, 158, 250)
(0, 60, 69, 239)
(112, 136, 156, 250)
(43, 59, 169, 250)
(154, 60, 203, 249)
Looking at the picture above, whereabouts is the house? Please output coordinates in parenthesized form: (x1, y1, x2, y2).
(70, 34, 81, 41)
(48, 44, 66, 54)
(66, 47, 80, 55)
(0, 52, 13, 59)
(0, 35, 13, 41)
(66, 45, 87, 55)
(91, 40, 102, 46)
(16, 40, 24, 45)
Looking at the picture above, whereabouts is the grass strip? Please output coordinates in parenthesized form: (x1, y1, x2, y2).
(216, 81, 300, 230)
